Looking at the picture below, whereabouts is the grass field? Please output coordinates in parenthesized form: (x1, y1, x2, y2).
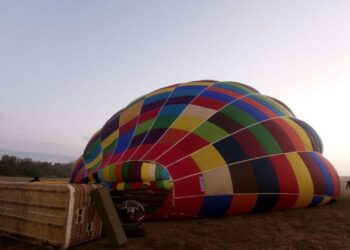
(1, 177, 349, 249)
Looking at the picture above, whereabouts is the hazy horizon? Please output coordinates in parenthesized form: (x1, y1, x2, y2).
(1, 1, 349, 175)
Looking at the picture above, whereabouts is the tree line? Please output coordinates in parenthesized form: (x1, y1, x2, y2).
(0, 155, 73, 178)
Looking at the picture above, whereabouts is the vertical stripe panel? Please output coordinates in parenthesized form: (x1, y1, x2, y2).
(285, 152, 314, 208)
(282, 118, 313, 151)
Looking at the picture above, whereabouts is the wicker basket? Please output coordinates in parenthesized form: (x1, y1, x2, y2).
(0, 182, 102, 249)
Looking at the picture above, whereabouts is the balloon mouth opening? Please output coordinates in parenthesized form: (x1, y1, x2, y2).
(110, 183, 172, 220)
(77, 161, 173, 219)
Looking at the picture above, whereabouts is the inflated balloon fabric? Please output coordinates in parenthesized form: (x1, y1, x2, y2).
(71, 80, 340, 219)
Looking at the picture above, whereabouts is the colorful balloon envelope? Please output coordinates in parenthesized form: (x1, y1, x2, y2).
(71, 80, 340, 219)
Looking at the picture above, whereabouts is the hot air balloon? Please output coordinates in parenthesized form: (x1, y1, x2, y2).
(71, 80, 340, 220)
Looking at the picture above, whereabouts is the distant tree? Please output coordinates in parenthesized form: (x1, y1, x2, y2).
(0, 155, 73, 178)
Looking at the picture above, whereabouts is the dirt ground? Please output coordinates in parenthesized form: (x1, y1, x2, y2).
(1, 177, 349, 249)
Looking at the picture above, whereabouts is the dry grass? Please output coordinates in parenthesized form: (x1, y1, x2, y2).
(0, 176, 34, 182)
(1, 177, 349, 249)
(0, 176, 69, 182)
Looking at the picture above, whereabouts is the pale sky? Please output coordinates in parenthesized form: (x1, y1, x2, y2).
(0, 1, 349, 175)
